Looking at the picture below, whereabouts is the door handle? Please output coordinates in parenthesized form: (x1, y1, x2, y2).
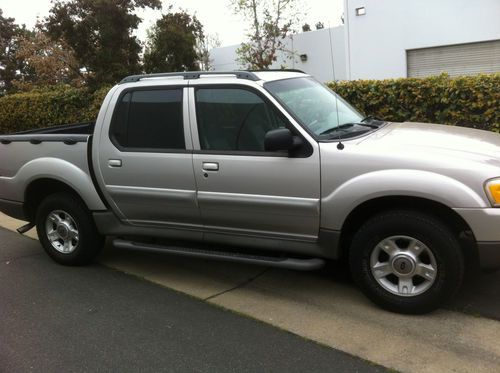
(108, 159, 122, 168)
(202, 162, 219, 171)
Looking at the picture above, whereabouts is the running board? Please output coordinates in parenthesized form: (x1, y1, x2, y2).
(112, 239, 325, 271)
(17, 222, 35, 234)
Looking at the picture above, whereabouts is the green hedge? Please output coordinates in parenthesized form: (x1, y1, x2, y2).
(327, 74, 500, 132)
(0, 74, 498, 134)
(0, 85, 110, 134)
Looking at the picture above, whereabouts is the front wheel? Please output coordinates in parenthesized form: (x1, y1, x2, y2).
(349, 210, 464, 314)
(36, 193, 104, 266)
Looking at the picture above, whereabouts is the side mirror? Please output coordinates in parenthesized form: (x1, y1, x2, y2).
(264, 128, 303, 152)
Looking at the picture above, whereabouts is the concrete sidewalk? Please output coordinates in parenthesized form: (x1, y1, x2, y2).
(2, 212, 500, 373)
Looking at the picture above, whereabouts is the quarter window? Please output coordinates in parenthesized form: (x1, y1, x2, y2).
(111, 89, 185, 150)
(195, 88, 286, 152)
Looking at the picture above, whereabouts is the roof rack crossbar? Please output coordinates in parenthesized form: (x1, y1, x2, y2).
(119, 71, 261, 84)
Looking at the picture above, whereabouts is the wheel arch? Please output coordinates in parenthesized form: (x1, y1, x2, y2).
(338, 196, 478, 267)
(24, 178, 89, 222)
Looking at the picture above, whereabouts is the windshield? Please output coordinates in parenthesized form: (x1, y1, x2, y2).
(265, 77, 368, 138)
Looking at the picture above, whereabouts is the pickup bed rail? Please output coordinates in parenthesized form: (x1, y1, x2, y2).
(0, 122, 95, 145)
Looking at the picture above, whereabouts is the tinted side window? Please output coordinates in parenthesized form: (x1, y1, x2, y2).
(195, 88, 286, 152)
(111, 89, 185, 150)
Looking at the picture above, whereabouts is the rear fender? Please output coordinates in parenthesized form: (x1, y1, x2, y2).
(0, 157, 106, 211)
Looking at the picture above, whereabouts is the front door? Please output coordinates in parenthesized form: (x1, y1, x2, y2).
(189, 85, 321, 241)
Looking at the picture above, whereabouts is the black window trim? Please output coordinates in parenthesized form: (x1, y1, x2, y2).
(192, 84, 313, 158)
(109, 85, 190, 154)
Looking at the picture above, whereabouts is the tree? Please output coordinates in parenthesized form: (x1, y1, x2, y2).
(144, 9, 205, 73)
(0, 9, 28, 94)
(302, 23, 311, 32)
(231, 0, 301, 69)
(197, 33, 221, 71)
(315, 21, 324, 30)
(45, 0, 161, 87)
(12, 28, 83, 91)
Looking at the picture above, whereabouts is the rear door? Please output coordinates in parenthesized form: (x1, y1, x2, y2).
(96, 85, 202, 231)
(189, 83, 321, 241)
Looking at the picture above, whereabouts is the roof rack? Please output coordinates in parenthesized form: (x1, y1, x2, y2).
(245, 69, 307, 74)
(119, 71, 261, 84)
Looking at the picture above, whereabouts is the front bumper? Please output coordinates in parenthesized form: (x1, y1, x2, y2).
(454, 208, 500, 270)
(0, 198, 26, 221)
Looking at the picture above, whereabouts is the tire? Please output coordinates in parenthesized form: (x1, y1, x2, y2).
(349, 210, 464, 314)
(36, 193, 104, 266)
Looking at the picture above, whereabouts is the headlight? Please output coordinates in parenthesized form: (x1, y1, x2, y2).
(485, 178, 500, 207)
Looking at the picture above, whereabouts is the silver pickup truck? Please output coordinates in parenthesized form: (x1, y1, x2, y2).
(1, 70, 499, 314)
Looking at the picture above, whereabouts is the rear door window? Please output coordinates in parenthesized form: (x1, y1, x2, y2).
(111, 88, 185, 151)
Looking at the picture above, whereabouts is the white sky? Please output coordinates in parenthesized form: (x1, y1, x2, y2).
(0, 0, 344, 46)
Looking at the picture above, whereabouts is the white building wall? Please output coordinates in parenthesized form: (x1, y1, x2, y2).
(211, 26, 347, 82)
(344, 0, 500, 80)
(210, 45, 240, 71)
(291, 27, 346, 82)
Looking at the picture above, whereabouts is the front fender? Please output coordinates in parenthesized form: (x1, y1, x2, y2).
(321, 169, 487, 230)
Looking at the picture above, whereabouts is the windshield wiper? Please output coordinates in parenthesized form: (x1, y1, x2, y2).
(361, 115, 383, 122)
(320, 122, 378, 136)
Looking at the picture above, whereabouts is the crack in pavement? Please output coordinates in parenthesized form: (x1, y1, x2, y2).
(203, 267, 271, 301)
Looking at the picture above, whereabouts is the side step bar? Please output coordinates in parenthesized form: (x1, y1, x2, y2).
(113, 239, 325, 271)
(17, 222, 35, 234)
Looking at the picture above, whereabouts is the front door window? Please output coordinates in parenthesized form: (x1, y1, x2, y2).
(195, 88, 286, 152)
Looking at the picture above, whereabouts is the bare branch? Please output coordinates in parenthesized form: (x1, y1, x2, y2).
(232, 0, 301, 69)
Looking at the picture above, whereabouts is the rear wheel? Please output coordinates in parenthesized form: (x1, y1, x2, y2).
(349, 210, 464, 314)
(36, 193, 104, 266)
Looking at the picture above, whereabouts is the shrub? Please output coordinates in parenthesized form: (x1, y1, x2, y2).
(81, 85, 112, 121)
(327, 73, 500, 132)
(0, 74, 498, 134)
(0, 85, 110, 134)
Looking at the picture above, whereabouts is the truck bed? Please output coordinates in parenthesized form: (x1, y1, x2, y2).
(0, 122, 99, 209)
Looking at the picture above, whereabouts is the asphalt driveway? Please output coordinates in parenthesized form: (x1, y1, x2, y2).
(2, 214, 500, 373)
(0, 227, 383, 373)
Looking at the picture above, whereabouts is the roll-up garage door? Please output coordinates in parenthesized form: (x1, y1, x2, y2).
(407, 39, 500, 77)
